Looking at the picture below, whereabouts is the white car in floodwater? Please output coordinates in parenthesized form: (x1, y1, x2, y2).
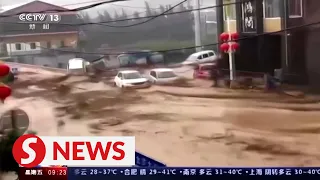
(113, 70, 150, 89)
(148, 68, 179, 84)
(182, 50, 218, 65)
(10, 66, 19, 75)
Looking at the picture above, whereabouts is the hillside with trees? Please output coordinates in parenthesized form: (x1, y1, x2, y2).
(78, 1, 217, 53)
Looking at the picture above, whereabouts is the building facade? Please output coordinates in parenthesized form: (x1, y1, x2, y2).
(0, 0, 80, 68)
(216, 0, 320, 88)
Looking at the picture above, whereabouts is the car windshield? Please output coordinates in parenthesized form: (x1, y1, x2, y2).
(157, 71, 177, 78)
(123, 72, 142, 79)
(186, 55, 197, 61)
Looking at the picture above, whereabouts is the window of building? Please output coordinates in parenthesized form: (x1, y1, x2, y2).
(263, 0, 281, 18)
(15, 43, 21, 50)
(30, 43, 36, 49)
(289, 0, 303, 18)
(47, 41, 51, 48)
(223, 0, 236, 20)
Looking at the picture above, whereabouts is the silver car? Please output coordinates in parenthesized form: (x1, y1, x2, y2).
(182, 50, 218, 65)
(148, 68, 179, 84)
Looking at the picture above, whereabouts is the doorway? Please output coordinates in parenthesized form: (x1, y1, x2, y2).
(262, 34, 282, 75)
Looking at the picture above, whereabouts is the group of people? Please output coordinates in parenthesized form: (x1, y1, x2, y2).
(207, 57, 280, 90)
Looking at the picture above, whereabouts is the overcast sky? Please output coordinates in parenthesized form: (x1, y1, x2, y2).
(0, 0, 216, 17)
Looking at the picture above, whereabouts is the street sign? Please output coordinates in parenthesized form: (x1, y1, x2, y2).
(135, 151, 166, 167)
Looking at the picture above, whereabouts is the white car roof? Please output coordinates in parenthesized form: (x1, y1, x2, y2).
(199, 63, 216, 66)
(190, 50, 215, 57)
(150, 68, 173, 72)
(118, 70, 139, 74)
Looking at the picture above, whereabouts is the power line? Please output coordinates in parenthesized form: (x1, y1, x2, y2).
(95, 8, 148, 20)
(97, 1, 171, 19)
(106, 1, 184, 18)
(45, 0, 153, 18)
(0, 1, 243, 28)
(33, 20, 320, 55)
(109, 3, 160, 10)
(1, 0, 170, 21)
(0, 0, 128, 18)
(0, 15, 193, 34)
(71, 1, 148, 20)
(61, 0, 112, 7)
(81, 1, 241, 27)
(81, 0, 189, 28)
(0, 0, 189, 28)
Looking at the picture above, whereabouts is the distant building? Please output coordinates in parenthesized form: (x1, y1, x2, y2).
(0, 0, 81, 68)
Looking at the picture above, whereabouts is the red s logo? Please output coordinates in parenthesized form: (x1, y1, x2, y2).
(12, 134, 46, 167)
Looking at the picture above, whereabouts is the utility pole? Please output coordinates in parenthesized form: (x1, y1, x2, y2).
(226, 17, 236, 83)
(194, 0, 202, 52)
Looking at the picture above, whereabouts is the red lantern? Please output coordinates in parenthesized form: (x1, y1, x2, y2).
(231, 42, 240, 52)
(0, 64, 10, 77)
(220, 43, 230, 53)
(231, 32, 239, 40)
(0, 85, 11, 102)
(220, 32, 229, 42)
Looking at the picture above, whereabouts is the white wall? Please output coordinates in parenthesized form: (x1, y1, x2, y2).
(11, 54, 76, 68)
(6, 42, 41, 55)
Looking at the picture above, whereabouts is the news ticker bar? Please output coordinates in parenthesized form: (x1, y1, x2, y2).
(18, 167, 320, 180)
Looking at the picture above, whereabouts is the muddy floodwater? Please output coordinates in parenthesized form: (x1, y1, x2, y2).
(2, 69, 320, 180)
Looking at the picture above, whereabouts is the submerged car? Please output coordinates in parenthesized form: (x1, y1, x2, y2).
(10, 66, 19, 76)
(148, 68, 179, 84)
(113, 70, 150, 88)
(193, 63, 216, 79)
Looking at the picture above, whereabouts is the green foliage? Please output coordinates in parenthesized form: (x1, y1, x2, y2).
(0, 130, 20, 173)
(0, 72, 14, 84)
(113, 11, 120, 20)
(79, 12, 91, 23)
(159, 5, 165, 13)
(133, 11, 140, 18)
(78, 3, 218, 54)
(121, 9, 127, 19)
(102, 11, 112, 21)
(145, 1, 153, 16)
(178, 3, 187, 11)
(98, 11, 112, 22)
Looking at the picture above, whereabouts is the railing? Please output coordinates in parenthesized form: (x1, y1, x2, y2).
(5, 62, 67, 73)
(7, 49, 43, 56)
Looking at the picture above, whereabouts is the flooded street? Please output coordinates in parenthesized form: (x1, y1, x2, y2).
(2, 68, 320, 177)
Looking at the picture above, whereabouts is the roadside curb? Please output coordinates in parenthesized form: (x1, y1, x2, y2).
(148, 90, 320, 104)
